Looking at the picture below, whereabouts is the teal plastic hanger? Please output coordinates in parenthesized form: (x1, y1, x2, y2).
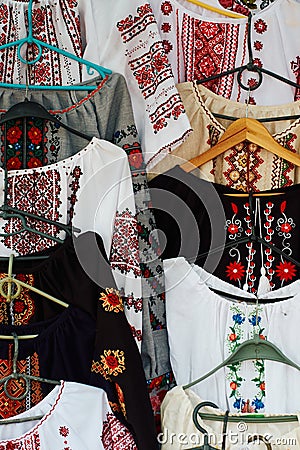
(0, 0, 111, 90)
(183, 334, 300, 390)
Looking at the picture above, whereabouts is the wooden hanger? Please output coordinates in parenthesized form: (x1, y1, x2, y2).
(181, 117, 300, 172)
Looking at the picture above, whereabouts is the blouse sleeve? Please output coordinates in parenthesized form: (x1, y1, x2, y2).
(79, 0, 192, 169)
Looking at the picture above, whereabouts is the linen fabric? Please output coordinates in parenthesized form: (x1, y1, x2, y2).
(149, 82, 300, 189)
(0, 381, 137, 449)
(164, 257, 300, 414)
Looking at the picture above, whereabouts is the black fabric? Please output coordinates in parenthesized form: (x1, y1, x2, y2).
(149, 166, 300, 294)
(0, 233, 157, 450)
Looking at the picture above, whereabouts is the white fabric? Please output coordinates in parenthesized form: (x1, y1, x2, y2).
(0, 138, 142, 347)
(160, 385, 300, 449)
(164, 257, 300, 413)
(79, 0, 192, 168)
(150, 0, 300, 105)
(0, 381, 137, 449)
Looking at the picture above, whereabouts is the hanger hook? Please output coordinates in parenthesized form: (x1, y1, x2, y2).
(192, 401, 219, 435)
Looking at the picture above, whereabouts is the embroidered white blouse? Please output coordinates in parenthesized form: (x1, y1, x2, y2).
(150, 0, 300, 106)
(0, 137, 142, 347)
(0, 381, 137, 449)
(164, 257, 300, 413)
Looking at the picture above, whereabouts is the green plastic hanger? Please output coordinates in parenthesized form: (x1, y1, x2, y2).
(183, 334, 300, 390)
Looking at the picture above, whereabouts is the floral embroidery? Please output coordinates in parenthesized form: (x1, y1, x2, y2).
(99, 288, 124, 313)
(123, 294, 143, 313)
(161, 1, 173, 15)
(27, 157, 43, 169)
(130, 325, 142, 342)
(226, 261, 246, 281)
(254, 19, 268, 34)
(100, 350, 125, 378)
(291, 56, 300, 101)
(59, 426, 69, 437)
(6, 125, 22, 144)
(68, 166, 83, 222)
(110, 209, 141, 277)
(275, 261, 297, 281)
(0, 430, 41, 448)
(6, 157, 22, 171)
(28, 126, 43, 145)
(254, 40, 263, 51)
(162, 39, 173, 54)
(101, 412, 137, 449)
(161, 22, 171, 33)
(115, 383, 127, 418)
(253, 57, 263, 68)
(247, 78, 259, 89)
(127, 146, 144, 170)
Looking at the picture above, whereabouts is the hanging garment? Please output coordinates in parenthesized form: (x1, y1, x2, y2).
(0, 381, 137, 449)
(164, 257, 300, 413)
(0, 138, 142, 347)
(0, 232, 157, 449)
(149, 165, 300, 293)
(0, 73, 169, 380)
(0, 0, 192, 168)
(149, 0, 300, 111)
(149, 82, 300, 189)
(160, 385, 300, 449)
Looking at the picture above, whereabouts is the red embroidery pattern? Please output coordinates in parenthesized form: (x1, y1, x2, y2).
(223, 142, 263, 191)
(161, 1, 173, 15)
(117, 6, 185, 132)
(68, 166, 83, 222)
(3, 170, 62, 254)
(0, 350, 42, 419)
(182, 15, 240, 98)
(291, 56, 300, 101)
(59, 425, 71, 448)
(0, 273, 36, 325)
(254, 19, 268, 34)
(101, 413, 137, 449)
(0, 431, 41, 449)
(110, 209, 141, 277)
(272, 133, 297, 189)
(130, 325, 142, 342)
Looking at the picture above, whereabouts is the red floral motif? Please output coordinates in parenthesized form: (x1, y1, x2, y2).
(253, 58, 263, 68)
(172, 104, 185, 119)
(280, 222, 292, 233)
(162, 39, 173, 54)
(0, 4, 8, 23)
(128, 149, 143, 169)
(247, 78, 259, 89)
(33, 63, 51, 84)
(32, 8, 46, 34)
(161, 1, 173, 15)
(227, 223, 239, 234)
(117, 15, 134, 32)
(230, 381, 237, 390)
(130, 325, 142, 342)
(275, 261, 297, 281)
(153, 118, 167, 133)
(7, 126, 22, 144)
(199, 55, 216, 77)
(68, 166, 83, 221)
(248, 96, 256, 105)
(260, 382, 265, 391)
(137, 4, 152, 16)
(6, 157, 22, 171)
(67, 0, 77, 7)
(27, 157, 42, 169)
(28, 127, 43, 145)
(226, 261, 245, 281)
(134, 66, 154, 87)
(59, 426, 70, 437)
(254, 19, 268, 34)
(229, 333, 237, 341)
(152, 52, 169, 72)
(254, 40, 263, 51)
(199, 22, 221, 39)
(161, 22, 171, 33)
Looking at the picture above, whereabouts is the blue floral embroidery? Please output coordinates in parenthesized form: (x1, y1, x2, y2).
(249, 315, 261, 326)
(233, 398, 242, 409)
(252, 397, 264, 410)
(232, 313, 245, 324)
